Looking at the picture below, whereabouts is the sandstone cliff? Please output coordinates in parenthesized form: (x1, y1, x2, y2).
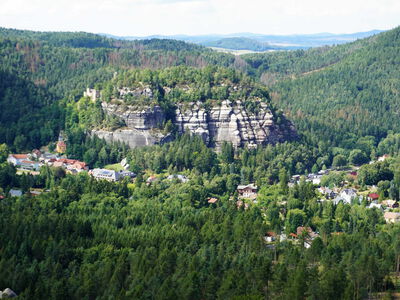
(176, 100, 296, 148)
(92, 100, 297, 149)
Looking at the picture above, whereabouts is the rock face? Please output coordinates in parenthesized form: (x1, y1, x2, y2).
(176, 100, 297, 148)
(91, 129, 166, 148)
(93, 101, 296, 149)
(101, 103, 165, 130)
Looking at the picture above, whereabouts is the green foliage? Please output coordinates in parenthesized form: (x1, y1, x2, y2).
(245, 27, 400, 155)
(349, 149, 369, 166)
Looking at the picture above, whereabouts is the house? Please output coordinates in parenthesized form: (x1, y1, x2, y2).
(384, 212, 400, 223)
(53, 158, 88, 173)
(264, 232, 277, 243)
(7, 154, 29, 166)
(306, 173, 322, 185)
(31, 149, 42, 159)
(378, 154, 389, 162)
(20, 160, 41, 171)
(90, 169, 119, 182)
(339, 188, 359, 204)
(146, 175, 158, 185)
(237, 184, 257, 199)
(56, 141, 67, 153)
(291, 175, 301, 183)
(117, 170, 136, 180)
(90, 169, 134, 182)
(30, 189, 42, 196)
(381, 200, 399, 208)
(39, 152, 59, 163)
(167, 174, 189, 183)
(9, 189, 22, 197)
(318, 169, 330, 176)
(333, 196, 346, 205)
(207, 197, 218, 204)
(318, 187, 337, 199)
(296, 226, 319, 239)
(297, 226, 312, 236)
(368, 203, 383, 210)
(368, 193, 380, 201)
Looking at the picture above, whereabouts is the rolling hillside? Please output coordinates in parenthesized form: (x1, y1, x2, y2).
(245, 27, 400, 149)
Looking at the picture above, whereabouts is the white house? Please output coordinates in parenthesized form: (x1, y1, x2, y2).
(339, 188, 359, 204)
(237, 184, 258, 199)
(368, 203, 383, 210)
(90, 169, 119, 181)
(7, 154, 29, 166)
(9, 189, 22, 197)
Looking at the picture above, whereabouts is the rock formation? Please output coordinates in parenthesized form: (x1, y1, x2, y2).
(93, 100, 297, 149)
(175, 100, 297, 148)
(101, 103, 165, 130)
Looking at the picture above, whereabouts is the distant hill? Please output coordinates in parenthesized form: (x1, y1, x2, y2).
(100, 30, 385, 51)
(202, 37, 275, 51)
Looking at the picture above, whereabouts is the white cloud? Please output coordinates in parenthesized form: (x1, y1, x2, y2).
(0, 0, 399, 35)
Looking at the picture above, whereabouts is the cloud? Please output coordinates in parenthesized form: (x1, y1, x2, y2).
(0, 0, 399, 35)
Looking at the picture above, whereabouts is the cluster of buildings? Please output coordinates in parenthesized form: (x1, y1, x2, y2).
(7, 151, 88, 174)
(6, 148, 138, 185)
(290, 169, 330, 187)
(264, 226, 320, 249)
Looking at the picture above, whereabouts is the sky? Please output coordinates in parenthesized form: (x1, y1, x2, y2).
(0, 0, 399, 36)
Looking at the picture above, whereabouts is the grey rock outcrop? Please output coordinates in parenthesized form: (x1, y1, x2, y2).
(175, 100, 297, 148)
(0, 288, 17, 298)
(91, 128, 169, 148)
(93, 100, 296, 149)
(101, 103, 165, 130)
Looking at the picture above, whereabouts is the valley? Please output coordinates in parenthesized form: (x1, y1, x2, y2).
(1, 25, 400, 299)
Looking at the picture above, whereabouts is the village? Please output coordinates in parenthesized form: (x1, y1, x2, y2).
(3, 139, 135, 198)
(4, 142, 400, 231)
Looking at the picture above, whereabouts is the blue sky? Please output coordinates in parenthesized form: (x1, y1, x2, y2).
(0, 0, 399, 36)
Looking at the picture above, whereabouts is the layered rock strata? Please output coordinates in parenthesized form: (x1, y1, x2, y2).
(92, 100, 296, 148)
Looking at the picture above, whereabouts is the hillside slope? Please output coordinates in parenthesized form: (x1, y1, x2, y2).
(0, 28, 241, 150)
(246, 27, 400, 149)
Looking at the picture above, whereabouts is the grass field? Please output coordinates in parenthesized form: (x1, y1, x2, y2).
(104, 163, 124, 172)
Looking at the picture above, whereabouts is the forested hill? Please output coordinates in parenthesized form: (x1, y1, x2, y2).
(0, 28, 243, 150)
(0, 27, 242, 99)
(0, 27, 205, 50)
(244, 26, 400, 150)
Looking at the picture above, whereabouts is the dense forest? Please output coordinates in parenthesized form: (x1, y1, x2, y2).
(1, 136, 400, 299)
(2, 26, 400, 299)
(244, 27, 400, 151)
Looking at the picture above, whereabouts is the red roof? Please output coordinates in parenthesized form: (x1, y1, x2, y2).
(21, 160, 36, 164)
(12, 154, 28, 159)
(208, 197, 218, 204)
(296, 226, 312, 236)
(368, 193, 379, 200)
